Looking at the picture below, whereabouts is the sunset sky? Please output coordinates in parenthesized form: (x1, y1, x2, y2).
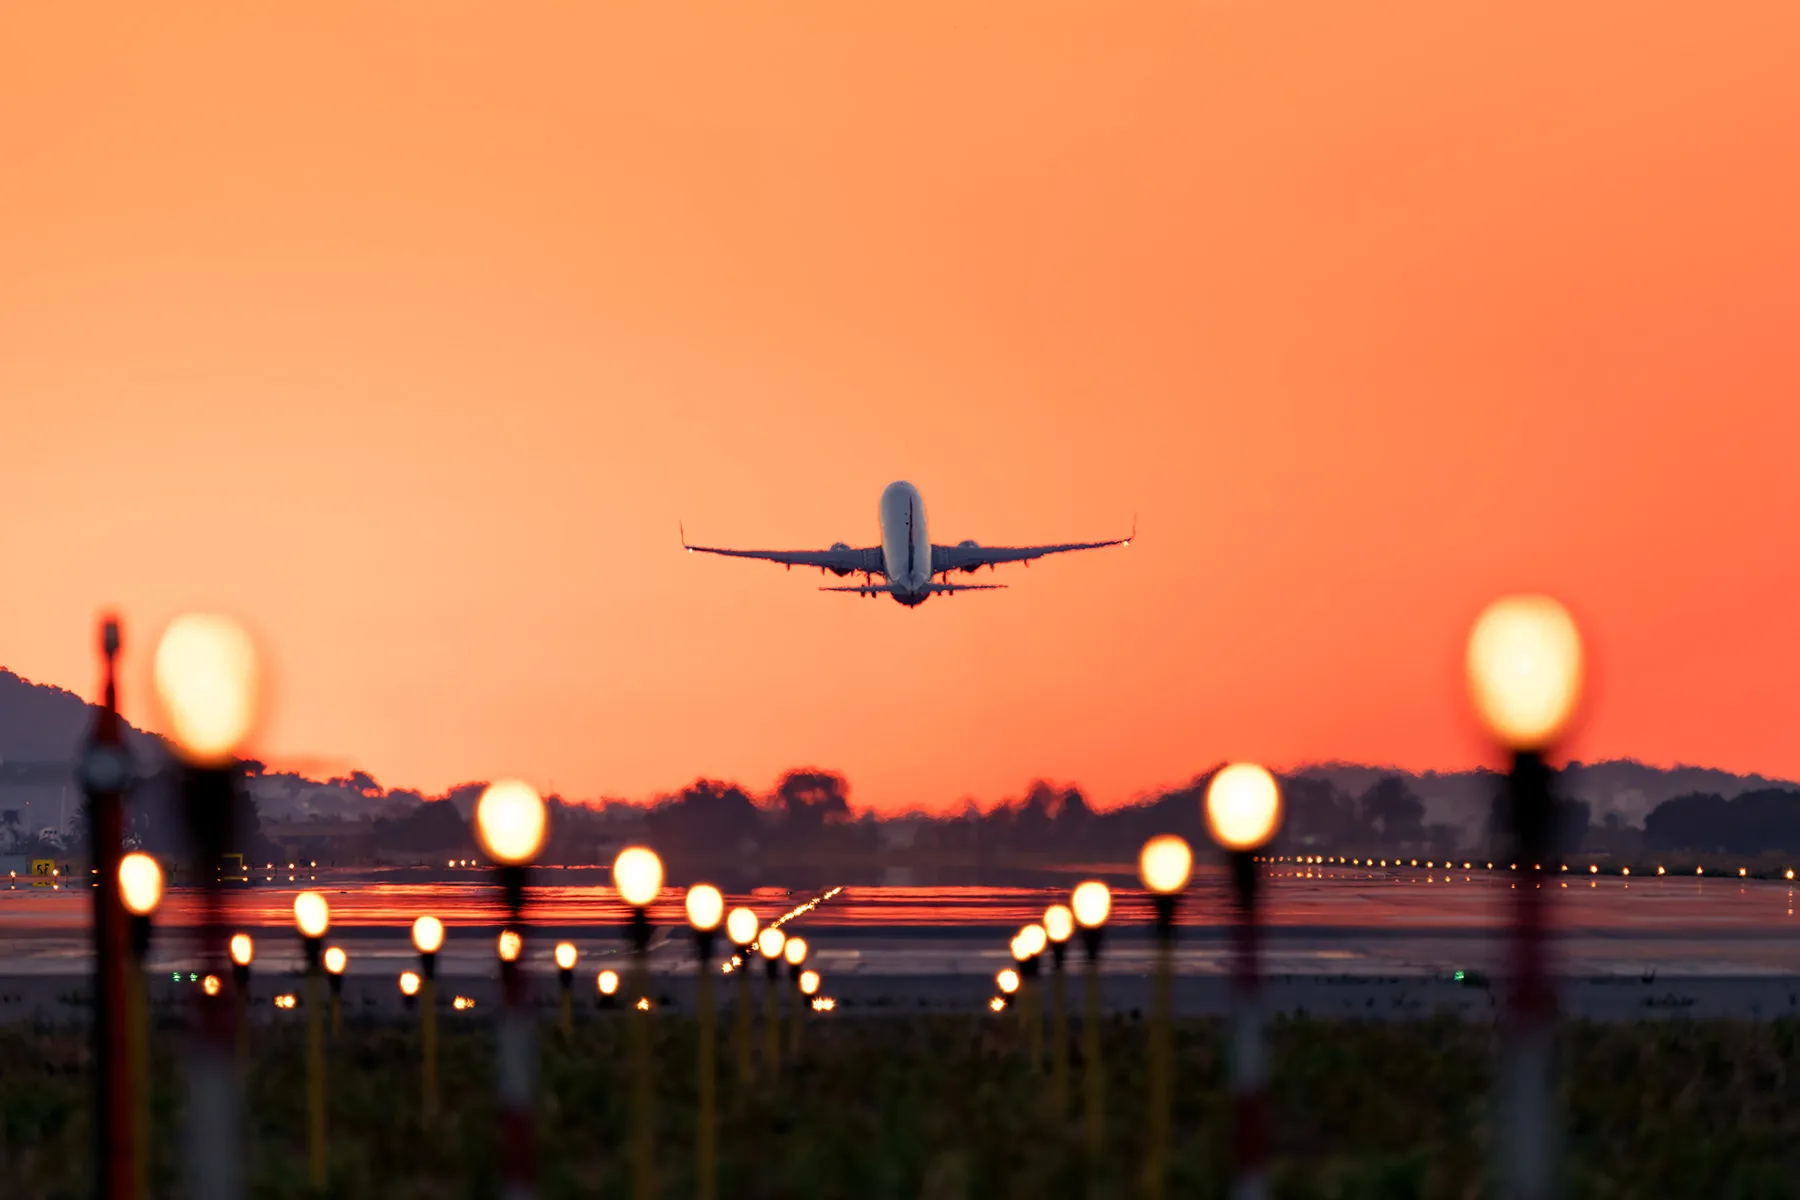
(3, 3, 1797, 813)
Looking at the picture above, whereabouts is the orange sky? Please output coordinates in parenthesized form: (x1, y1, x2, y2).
(3, 2, 1798, 813)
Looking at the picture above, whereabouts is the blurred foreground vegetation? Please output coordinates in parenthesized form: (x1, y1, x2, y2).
(5, 1011, 1800, 1199)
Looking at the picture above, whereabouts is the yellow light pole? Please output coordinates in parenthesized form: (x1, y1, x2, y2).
(725, 907, 760, 1091)
(119, 852, 164, 1200)
(613, 846, 665, 1200)
(153, 613, 260, 1200)
(1012, 924, 1048, 1069)
(229, 933, 254, 1068)
(1138, 834, 1194, 1200)
(293, 891, 331, 1189)
(473, 779, 551, 1200)
(554, 943, 578, 1040)
(1043, 903, 1075, 1118)
(1071, 880, 1112, 1176)
(323, 946, 347, 1040)
(1205, 763, 1285, 1200)
(782, 936, 810, 1055)
(685, 884, 725, 1200)
(1467, 595, 1584, 1200)
(756, 926, 787, 1083)
(410, 915, 445, 1121)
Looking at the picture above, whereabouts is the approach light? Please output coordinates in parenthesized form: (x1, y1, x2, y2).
(202, 974, 222, 997)
(685, 884, 725, 931)
(1138, 834, 1194, 894)
(498, 929, 523, 963)
(799, 970, 821, 996)
(118, 853, 164, 916)
(997, 969, 1020, 995)
(1043, 904, 1075, 943)
(757, 927, 787, 960)
(1466, 595, 1584, 751)
(399, 971, 421, 997)
(726, 906, 759, 946)
(612, 846, 664, 908)
(1071, 881, 1112, 929)
(1205, 764, 1283, 851)
(597, 970, 620, 996)
(152, 614, 261, 765)
(554, 942, 578, 971)
(1016, 924, 1047, 958)
(783, 936, 809, 967)
(229, 933, 254, 967)
(293, 892, 330, 939)
(323, 946, 347, 975)
(473, 780, 548, 866)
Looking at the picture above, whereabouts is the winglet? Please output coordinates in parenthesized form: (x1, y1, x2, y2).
(1125, 513, 1136, 546)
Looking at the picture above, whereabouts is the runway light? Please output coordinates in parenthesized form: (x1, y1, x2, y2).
(1043, 904, 1074, 944)
(612, 846, 665, 908)
(997, 969, 1020, 995)
(293, 892, 330, 939)
(1465, 595, 1584, 751)
(1590, 865, 1598, 875)
(758, 927, 787, 960)
(686, 884, 725, 931)
(118, 853, 164, 916)
(555, 942, 577, 971)
(400, 971, 421, 997)
(1138, 834, 1194, 894)
(812, 997, 835, 1012)
(412, 915, 445, 955)
(275, 994, 298, 1009)
(324, 947, 347, 975)
(152, 614, 261, 765)
(202, 974, 221, 997)
(636, 997, 651, 1011)
(1204, 764, 1283, 851)
(783, 936, 809, 967)
(498, 929, 523, 963)
(1657, 866, 1665, 875)
(990, 996, 1006, 1012)
(230, 933, 254, 967)
(1740, 868, 1748, 878)
(474, 780, 549, 866)
(726, 906, 759, 946)
(597, 970, 620, 997)
(453, 996, 475, 1010)
(1697, 867, 1704, 875)
(799, 970, 820, 996)
(1071, 881, 1111, 929)
(1016, 923, 1048, 958)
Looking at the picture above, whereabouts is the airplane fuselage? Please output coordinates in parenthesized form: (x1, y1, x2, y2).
(878, 480, 932, 605)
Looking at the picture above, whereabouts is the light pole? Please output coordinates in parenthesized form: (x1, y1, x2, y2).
(323, 947, 347, 1040)
(597, 969, 620, 1010)
(1071, 880, 1112, 1176)
(613, 846, 665, 1200)
(119, 852, 163, 1200)
(782, 936, 810, 1055)
(1011, 925, 1047, 1069)
(83, 617, 133, 1200)
(1204, 764, 1285, 1200)
(685, 884, 725, 1200)
(472, 780, 551, 1200)
(153, 613, 259, 1200)
(554, 943, 578, 1040)
(725, 907, 759, 1091)
(410, 916, 445, 1121)
(1467, 595, 1584, 1200)
(293, 892, 331, 1189)
(399, 972, 420, 1013)
(1138, 834, 1194, 1200)
(1043, 903, 1075, 1118)
(756, 927, 787, 1082)
(228, 935, 253, 1069)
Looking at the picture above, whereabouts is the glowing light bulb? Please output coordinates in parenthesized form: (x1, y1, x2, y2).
(799, 970, 820, 996)
(118, 853, 164, 916)
(412, 915, 445, 955)
(399, 971, 420, 997)
(474, 780, 549, 866)
(555, 942, 577, 971)
(597, 969, 620, 996)
(997, 968, 1020, 995)
(612, 846, 665, 908)
(1071, 881, 1111, 929)
(1138, 834, 1194, 894)
(323, 946, 346, 975)
(685, 884, 725, 931)
(498, 929, 523, 963)
(1465, 595, 1584, 751)
(229, 933, 254, 967)
(726, 907, 759, 947)
(1043, 904, 1074, 944)
(152, 614, 260, 765)
(1016, 924, 1047, 958)
(783, 936, 809, 966)
(1205, 763, 1284, 851)
(757, 927, 786, 960)
(293, 892, 330, 939)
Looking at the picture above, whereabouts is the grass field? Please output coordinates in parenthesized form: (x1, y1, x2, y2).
(5, 1008, 1800, 1199)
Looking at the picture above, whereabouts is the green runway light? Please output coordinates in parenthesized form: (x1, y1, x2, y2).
(1454, 970, 1465, 982)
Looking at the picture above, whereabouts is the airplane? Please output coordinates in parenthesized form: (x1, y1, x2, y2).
(681, 479, 1132, 607)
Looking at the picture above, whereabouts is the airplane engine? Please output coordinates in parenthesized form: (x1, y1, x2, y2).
(957, 539, 981, 573)
(827, 542, 853, 576)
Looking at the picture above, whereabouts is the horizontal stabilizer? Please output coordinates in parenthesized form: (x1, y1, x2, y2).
(819, 582, 1008, 595)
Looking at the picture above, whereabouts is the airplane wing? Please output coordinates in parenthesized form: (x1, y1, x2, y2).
(681, 525, 885, 576)
(930, 521, 1134, 574)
